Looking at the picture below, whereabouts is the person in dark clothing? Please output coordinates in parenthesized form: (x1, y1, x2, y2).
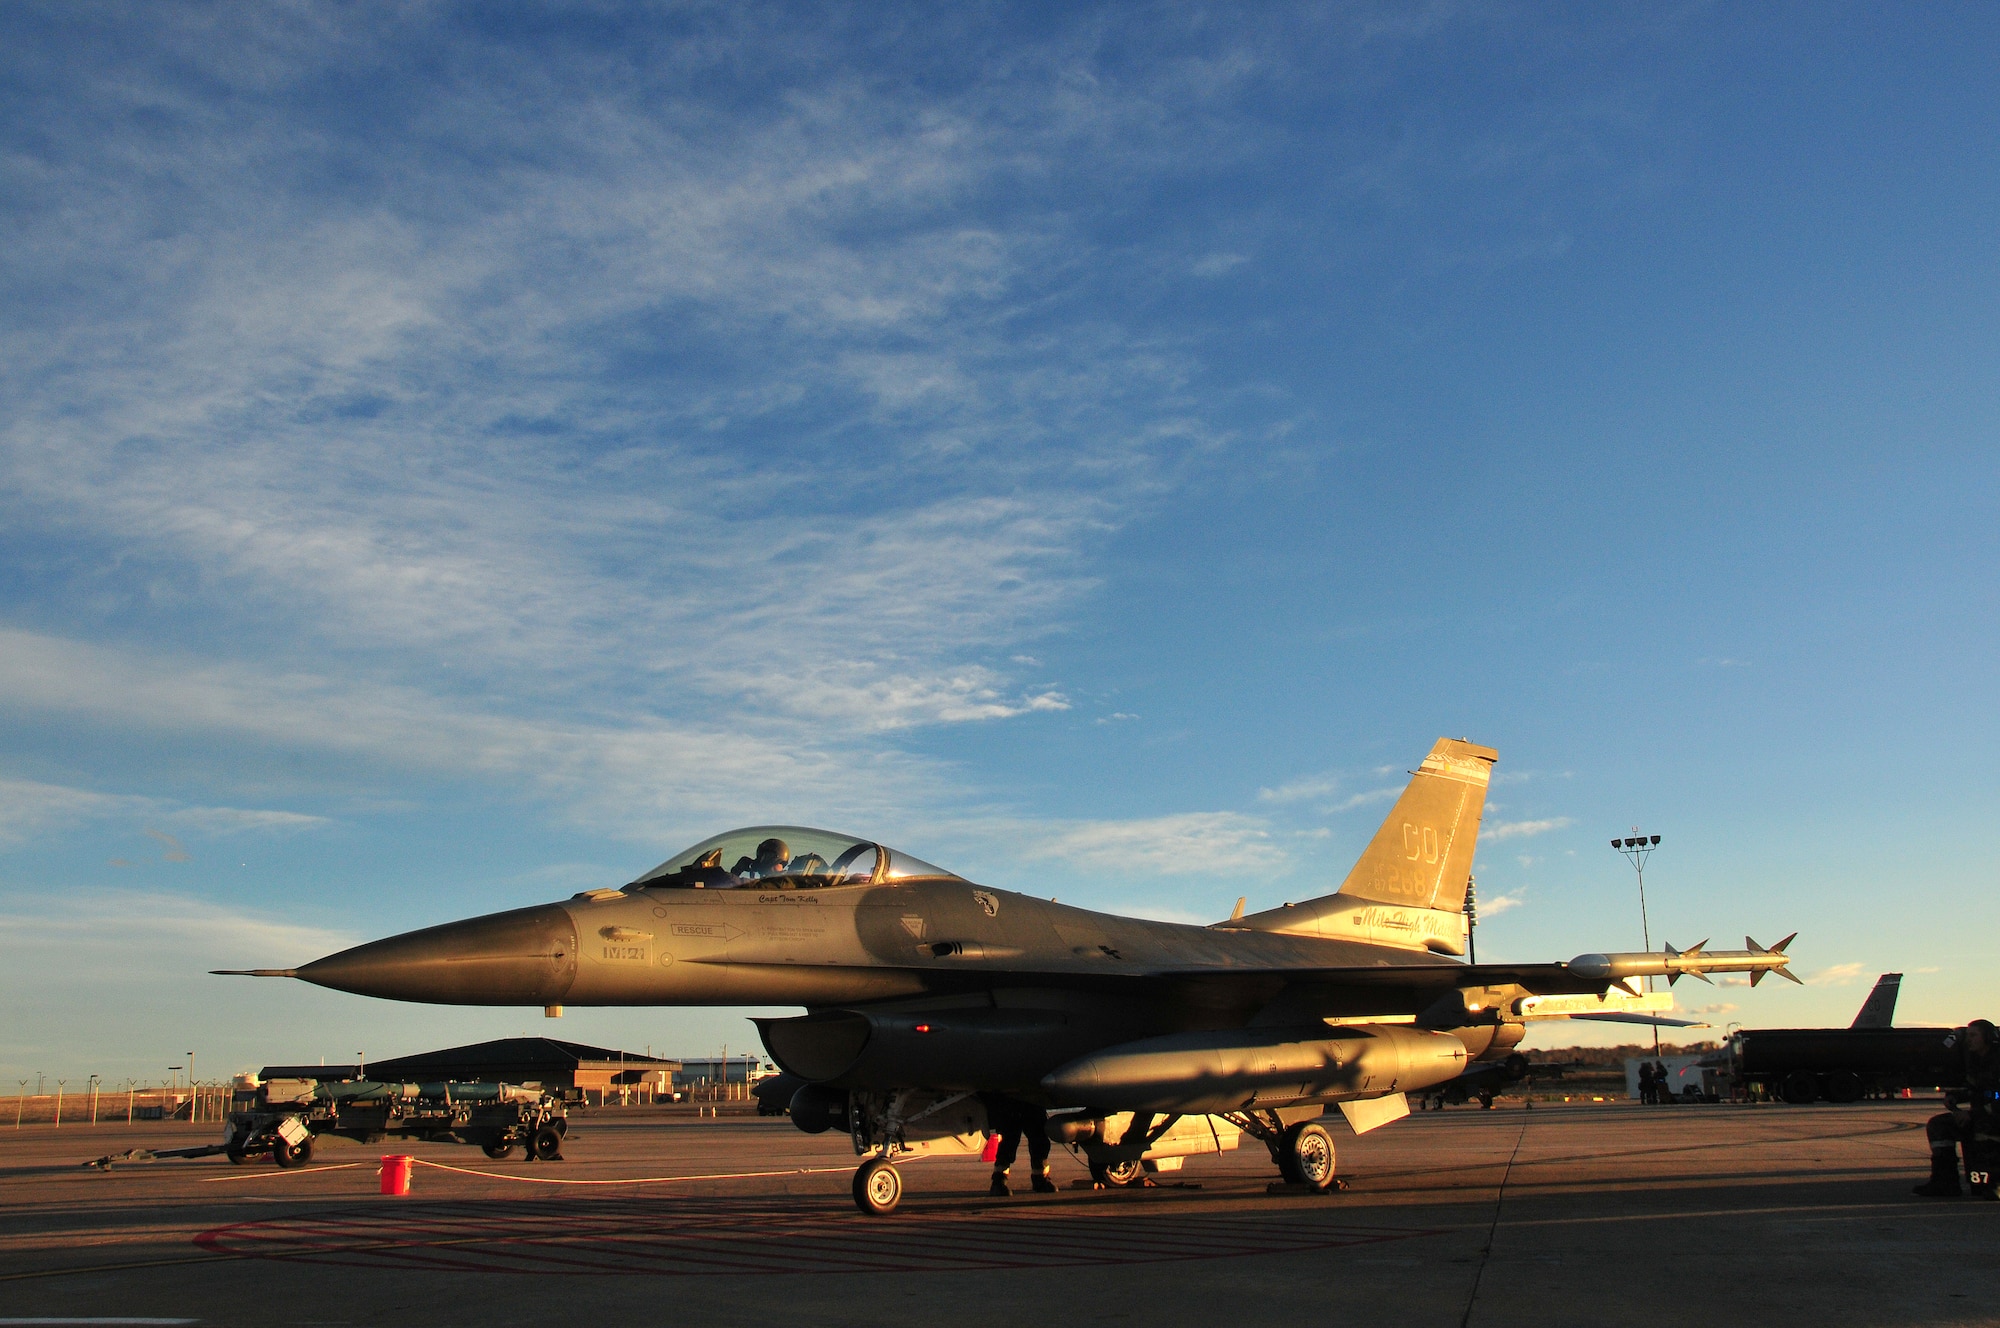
(1638, 1061, 1657, 1105)
(982, 1095, 1055, 1196)
(1915, 1019, 1998, 1199)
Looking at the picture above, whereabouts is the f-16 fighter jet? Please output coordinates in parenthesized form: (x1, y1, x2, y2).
(220, 738, 1795, 1213)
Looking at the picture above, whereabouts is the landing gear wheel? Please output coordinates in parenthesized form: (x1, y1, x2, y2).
(531, 1125, 564, 1161)
(853, 1157, 903, 1216)
(1282, 1122, 1336, 1192)
(482, 1140, 515, 1160)
(1781, 1071, 1819, 1105)
(1089, 1158, 1145, 1187)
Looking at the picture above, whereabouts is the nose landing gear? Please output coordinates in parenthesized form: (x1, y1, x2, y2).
(853, 1156, 903, 1215)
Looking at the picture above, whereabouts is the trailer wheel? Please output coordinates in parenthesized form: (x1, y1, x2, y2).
(226, 1142, 248, 1165)
(1781, 1071, 1818, 1105)
(272, 1137, 305, 1168)
(482, 1140, 515, 1159)
(531, 1125, 564, 1161)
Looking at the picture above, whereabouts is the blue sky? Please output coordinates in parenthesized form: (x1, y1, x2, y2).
(3, 3, 1995, 1082)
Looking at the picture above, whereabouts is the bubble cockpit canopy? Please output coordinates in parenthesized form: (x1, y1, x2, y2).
(625, 825, 962, 891)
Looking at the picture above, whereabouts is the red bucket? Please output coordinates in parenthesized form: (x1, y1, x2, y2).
(380, 1154, 413, 1196)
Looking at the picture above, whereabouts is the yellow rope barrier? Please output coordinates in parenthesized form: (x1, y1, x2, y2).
(200, 1163, 365, 1183)
(402, 1158, 881, 1186)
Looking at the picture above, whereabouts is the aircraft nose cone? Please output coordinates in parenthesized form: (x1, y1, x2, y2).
(297, 903, 579, 1005)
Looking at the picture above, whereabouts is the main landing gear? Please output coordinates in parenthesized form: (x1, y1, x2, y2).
(1220, 1109, 1340, 1194)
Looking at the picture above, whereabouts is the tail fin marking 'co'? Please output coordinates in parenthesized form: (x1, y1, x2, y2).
(1849, 973, 1902, 1029)
(1332, 737, 1498, 915)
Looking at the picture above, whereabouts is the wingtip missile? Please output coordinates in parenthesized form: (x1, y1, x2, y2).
(1572, 932, 1798, 986)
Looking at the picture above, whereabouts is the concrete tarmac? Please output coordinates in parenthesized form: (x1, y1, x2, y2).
(0, 1100, 1989, 1327)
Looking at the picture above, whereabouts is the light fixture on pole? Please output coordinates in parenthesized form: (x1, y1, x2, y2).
(1463, 875, 1478, 965)
(1612, 830, 1664, 1057)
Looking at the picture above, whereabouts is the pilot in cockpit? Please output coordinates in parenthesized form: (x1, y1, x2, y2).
(730, 837, 792, 881)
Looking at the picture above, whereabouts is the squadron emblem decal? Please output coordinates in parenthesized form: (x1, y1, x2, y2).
(972, 891, 999, 918)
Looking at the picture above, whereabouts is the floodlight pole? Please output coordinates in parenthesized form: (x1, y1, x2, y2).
(1612, 831, 1664, 1057)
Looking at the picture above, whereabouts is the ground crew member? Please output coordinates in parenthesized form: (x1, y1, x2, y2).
(983, 1095, 1055, 1196)
(1914, 1019, 1998, 1199)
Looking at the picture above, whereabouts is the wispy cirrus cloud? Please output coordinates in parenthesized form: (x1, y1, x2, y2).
(0, 889, 356, 983)
(0, 776, 326, 849)
(1257, 773, 1401, 813)
(0, 8, 1274, 792)
(1482, 817, 1574, 842)
(1021, 812, 1287, 877)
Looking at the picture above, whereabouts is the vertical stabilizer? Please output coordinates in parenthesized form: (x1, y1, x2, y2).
(1333, 738, 1497, 913)
(1849, 973, 1902, 1029)
(1232, 738, 1496, 954)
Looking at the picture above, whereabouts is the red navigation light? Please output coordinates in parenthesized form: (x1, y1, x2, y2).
(914, 1023, 931, 1033)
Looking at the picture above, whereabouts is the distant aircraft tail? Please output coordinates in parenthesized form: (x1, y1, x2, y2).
(1849, 973, 1902, 1029)
(1232, 737, 1496, 954)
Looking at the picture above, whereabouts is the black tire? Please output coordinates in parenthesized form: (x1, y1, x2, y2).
(1284, 1122, 1337, 1192)
(272, 1136, 304, 1168)
(1825, 1071, 1863, 1104)
(1089, 1157, 1145, 1187)
(852, 1157, 902, 1216)
(226, 1141, 248, 1166)
(1781, 1071, 1818, 1105)
(482, 1140, 514, 1160)
(531, 1125, 564, 1161)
